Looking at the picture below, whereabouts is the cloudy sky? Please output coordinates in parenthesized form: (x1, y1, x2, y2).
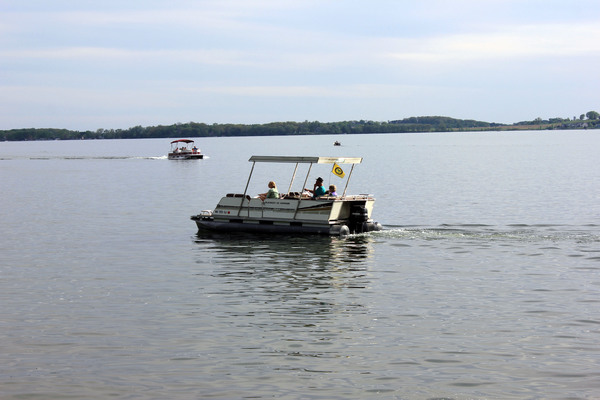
(2, 0, 599, 130)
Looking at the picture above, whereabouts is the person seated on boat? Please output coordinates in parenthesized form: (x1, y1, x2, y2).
(259, 181, 279, 200)
(192, 146, 198, 152)
(327, 184, 338, 197)
(305, 177, 326, 199)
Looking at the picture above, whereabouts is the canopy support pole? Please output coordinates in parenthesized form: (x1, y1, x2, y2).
(239, 161, 255, 216)
(287, 163, 299, 194)
(341, 164, 356, 198)
(292, 162, 314, 220)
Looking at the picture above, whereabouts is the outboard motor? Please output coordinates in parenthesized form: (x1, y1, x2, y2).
(349, 205, 369, 234)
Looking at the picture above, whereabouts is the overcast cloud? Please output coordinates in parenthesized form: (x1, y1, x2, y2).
(2, 0, 599, 130)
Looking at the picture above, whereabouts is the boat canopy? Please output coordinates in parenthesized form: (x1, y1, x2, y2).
(248, 156, 362, 164)
(171, 139, 195, 144)
(243, 155, 363, 199)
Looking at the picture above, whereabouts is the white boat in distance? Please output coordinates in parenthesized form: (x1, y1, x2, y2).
(191, 156, 382, 236)
(168, 139, 203, 160)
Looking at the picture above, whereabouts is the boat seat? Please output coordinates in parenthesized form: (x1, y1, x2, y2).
(234, 194, 251, 201)
(283, 192, 303, 199)
(226, 193, 251, 201)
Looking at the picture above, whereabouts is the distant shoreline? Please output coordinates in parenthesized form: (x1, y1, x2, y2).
(455, 123, 595, 132)
(1, 115, 598, 141)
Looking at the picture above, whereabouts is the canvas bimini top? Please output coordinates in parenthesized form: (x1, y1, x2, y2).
(171, 139, 195, 144)
(248, 156, 362, 164)
(243, 155, 363, 199)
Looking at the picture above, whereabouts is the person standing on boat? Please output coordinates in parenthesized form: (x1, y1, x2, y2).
(305, 177, 326, 198)
(259, 181, 279, 200)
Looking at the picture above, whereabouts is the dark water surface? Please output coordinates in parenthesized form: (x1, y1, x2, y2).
(1, 131, 599, 399)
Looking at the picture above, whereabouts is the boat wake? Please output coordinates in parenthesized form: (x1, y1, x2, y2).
(14, 155, 204, 160)
(373, 224, 600, 244)
(17, 156, 170, 160)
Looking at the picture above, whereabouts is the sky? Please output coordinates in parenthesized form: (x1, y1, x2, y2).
(1, 0, 599, 131)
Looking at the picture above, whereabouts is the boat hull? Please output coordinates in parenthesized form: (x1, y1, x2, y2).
(190, 195, 382, 236)
(168, 153, 203, 160)
(191, 215, 381, 235)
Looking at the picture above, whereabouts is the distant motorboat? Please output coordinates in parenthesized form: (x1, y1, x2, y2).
(168, 139, 203, 160)
(334, 141, 341, 146)
(191, 155, 382, 236)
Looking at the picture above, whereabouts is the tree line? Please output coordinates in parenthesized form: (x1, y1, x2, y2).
(1, 113, 598, 141)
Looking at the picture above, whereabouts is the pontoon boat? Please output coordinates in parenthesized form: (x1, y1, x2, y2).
(191, 156, 382, 236)
(168, 139, 203, 160)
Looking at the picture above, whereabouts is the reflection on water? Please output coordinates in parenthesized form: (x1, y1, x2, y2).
(193, 233, 375, 323)
(190, 233, 381, 399)
(194, 232, 374, 266)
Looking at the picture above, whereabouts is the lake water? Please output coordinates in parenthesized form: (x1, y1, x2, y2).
(1, 131, 599, 399)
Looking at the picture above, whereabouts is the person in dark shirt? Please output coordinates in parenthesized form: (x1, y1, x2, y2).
(305, 177, 326, 198)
